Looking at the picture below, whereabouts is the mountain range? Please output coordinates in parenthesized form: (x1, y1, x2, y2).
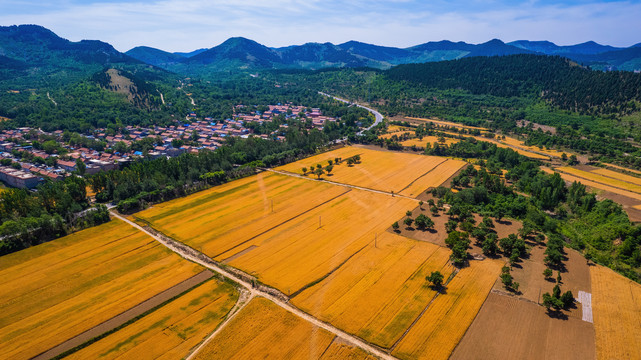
(1, 24, 641, 79)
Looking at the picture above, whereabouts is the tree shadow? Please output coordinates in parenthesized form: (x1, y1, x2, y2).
(546, 309, 569, 320)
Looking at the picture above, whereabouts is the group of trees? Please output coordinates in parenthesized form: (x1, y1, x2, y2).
(0, 176, 110, 255)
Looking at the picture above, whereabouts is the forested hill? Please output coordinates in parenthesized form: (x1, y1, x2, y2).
(386, 55, 641, 114)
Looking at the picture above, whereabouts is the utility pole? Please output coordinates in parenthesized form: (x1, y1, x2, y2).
(375, 233, 377, 248)
(271, 199, 274, 213)
(319, 215, 322, 229)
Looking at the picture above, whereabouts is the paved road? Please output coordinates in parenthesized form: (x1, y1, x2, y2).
(318, 92, 383, 134)
(111, 211, 397, 360)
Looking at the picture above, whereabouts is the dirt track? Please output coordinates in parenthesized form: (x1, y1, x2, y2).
(110, 211, 398, 360)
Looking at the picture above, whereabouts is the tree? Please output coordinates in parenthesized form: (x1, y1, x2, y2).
(76, 158, 86, 176)
(302, 167, 307, 175)
(314, 167, 324, 179)
(556, 271, 562, 284)
(328, 159, 333, 166)
(419, 200, 424, 209)
(543, 268, 553, 279)
(430, 205, 439, 215)
(346, 158, 355, 166)
(426, 271, 444, 289)
(392, 221, 400, 232)
(560, 290, 574, 308)
(404, 217, 414, 228)
(415, 214, 434, 230)
(482, 233, 499, 256)
(325, 165, 334, 175)
(406, 210, 413, 217)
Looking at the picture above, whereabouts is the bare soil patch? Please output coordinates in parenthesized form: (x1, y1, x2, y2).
(451, 293, 595, 360)
(389, 205, 522, 254)
(500, 244, 592, 320)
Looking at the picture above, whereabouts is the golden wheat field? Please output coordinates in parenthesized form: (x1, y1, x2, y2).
(67, 279, 238, 360)
(500, 136, 565, 158)
(0, 219, 203, 360)
(591, 265, 641, 360)
(399, 159, 467, 198)
(278, 146, 463, 194)
(557, 166, 641, 195)
(192, 297, 336, 360)
(135, 172, 348, 258)
(379, 131, 413, 140)
(543, 167, 641, 202)
(224, 189, 417, 295)
(319, 340, 378, 360)
(392, 258, 504, 360)
(405, 117, 487, 131)
(591, 168, 641, 187)
(400, 136, 459, 148)
(293, 233, 454, 348)
(602, 163, 641, 176)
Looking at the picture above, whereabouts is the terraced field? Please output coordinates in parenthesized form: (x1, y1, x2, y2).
(0, 219, 203, 360)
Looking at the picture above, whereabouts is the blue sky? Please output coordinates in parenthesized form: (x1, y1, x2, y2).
(1, 0, 640, 52)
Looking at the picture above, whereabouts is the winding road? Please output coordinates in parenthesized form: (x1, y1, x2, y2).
(110, 211, 397, 360)
(318, 92, 384, 134)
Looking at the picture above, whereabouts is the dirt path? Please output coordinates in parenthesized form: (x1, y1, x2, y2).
(186, 288, 254, 360)
(46, 92, 57, 106)
(110, 211, 398, 360)
(264, 168, 420, 202)
(32, 270, 214, 360)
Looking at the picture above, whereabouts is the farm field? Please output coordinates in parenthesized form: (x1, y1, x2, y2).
(135, 171, 349, 259)
(379, 131, 412, 139)
(451, 293, 595, 360)
(602, 163, 641, 176)
(404, 117, 487, 131)
(399, 159, 467, 198)
(67, 279, 238, 360)
(277, 146, 465, 195)
(590, 167, 641, 186)
(557, 166, 641, 194)
(192, 297, 337, 360)
(224, 189, 417, 295)
(0, 219, 203, 360)
(591, 265, 641, 360)
(400, 136, 459, 147)
(542, 167, 641, 202)
(392, 258, 504, 360)
(292, 233, 454, 348)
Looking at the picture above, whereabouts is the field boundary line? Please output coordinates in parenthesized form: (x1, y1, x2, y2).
(289, 242, 370, 298)
(398, 158, 448, 194)
(111, 211, 400, 360)
(212, 188, 352, 259)
(185, 288, 254, 360)
(264, 168, 419, 201)
(389, 268, 460, 352)
(554, 167, 641, 196)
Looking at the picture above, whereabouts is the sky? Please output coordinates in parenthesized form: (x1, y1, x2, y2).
(1, 0, 640, 52)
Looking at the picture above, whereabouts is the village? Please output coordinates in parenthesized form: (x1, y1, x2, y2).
(0, 104, 337, 189)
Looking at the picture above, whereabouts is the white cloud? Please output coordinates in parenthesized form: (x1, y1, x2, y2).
(0, 0, 639, 51)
